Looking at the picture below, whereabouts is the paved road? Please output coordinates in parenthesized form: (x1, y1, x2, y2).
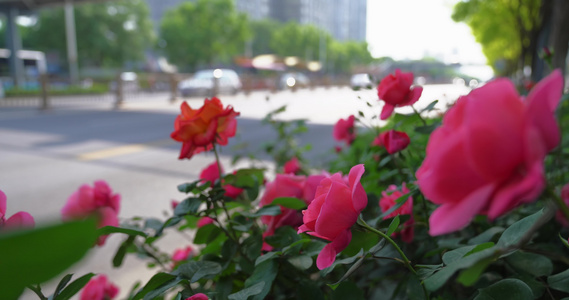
(1, 85, 470, 298)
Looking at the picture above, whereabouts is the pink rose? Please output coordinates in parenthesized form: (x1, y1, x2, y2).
(298, 164, 367, 269)
(171, 200, 180, 210)
(197, 216, 215, 228)
(0, 190, 35, 230)
(283, 157, 302, 174)
(199, 163, 243, 199)
(379, 184, 414, 243)
(371, 135, 383, 147)
(416, 70, 563, 236)
(380, 130, 410, 154)
(61, 180, 121, 246)
(172, 246, 193, 262)
(333, 115, 356, 145)
(377, 69, 423, 120)
(80, 275, 119, 300)
(555, 183, 569, 226)
(260, 174, 306, 251)
(185, 294, 208, 300)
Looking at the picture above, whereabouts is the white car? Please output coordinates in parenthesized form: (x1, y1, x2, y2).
(178, 69, 242, 97)
(350, 73, 374, 90)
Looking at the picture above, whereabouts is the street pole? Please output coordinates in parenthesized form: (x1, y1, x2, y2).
(65, 1, 79, 85)
(5, 7, 25, 88)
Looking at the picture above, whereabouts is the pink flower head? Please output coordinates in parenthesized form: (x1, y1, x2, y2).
(185, 294, 209, 300)
(199, 162, 243, 199)
(333, 115, 356, 145)
(170, 98, 239, 160)
(416, 70, 563, 236)
(283, 157, 302, 174)
(334, 146, 342, 153)
(555, 183, 569, 226)
(172, 246, 193, 262)
(379, 184, 414, 243)
(61, 180, 121, 246)
(380, 130, 410, 154)
(80, 275, 119, 300)
(171, 200, 180, 210)
(260, 174, 306, 251)
(377, 69, 423, 120)
(298, 164, 367, 269)
(197, 216, 215, 228)
(0, 190, 35, 230)
(371, 135, 383, 147)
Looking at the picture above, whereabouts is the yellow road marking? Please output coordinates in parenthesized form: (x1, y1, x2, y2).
(77, 139, 174, 161)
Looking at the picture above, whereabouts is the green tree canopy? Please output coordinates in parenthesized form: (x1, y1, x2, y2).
(270, 22, 331, 61)
(452, 0, 542, 76)
(159, 0, 250, 71)
(249, 19, 282, 56)
(23, 0, 154, 68)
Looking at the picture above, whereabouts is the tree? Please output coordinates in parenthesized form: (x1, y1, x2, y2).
(249, 19, 282, 56)
(452, 0, 543, 76)
(159, 0, 250, 71)
(23, 0, 154, 68)
(270, 22, 330, 61)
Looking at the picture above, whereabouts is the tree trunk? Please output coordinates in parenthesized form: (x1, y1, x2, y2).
(550, 0, 569, 81)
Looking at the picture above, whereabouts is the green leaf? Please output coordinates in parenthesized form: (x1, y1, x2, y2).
(457, 258, 492, 286)
(0, 219, 98, 297)
(255, 251, 281, 266)
(321, 249, 365, 277)
(194, 224, 222, 245)
(497, 209, 544, 248)
(288, 255, 313, 270)
(244, 259, 278, 300)
(132, 273, 178, 300)
(386, 215, 401, 236)
(228, 282, 265, 300)
(464, 242, 495, 257)
(143, 277, 183, 300)
(52, 274, 73, 299)
(420, 100, 439, 112)
(468, 227, 505, 245)
(113, 235, 136, 267)
(54, 273, 96, 300)
(560, 233, 569, 249)
(505, 251, 553, 277)
(414, 123, 440, 135)
(240, 205, 282, 218)
(172, 261, 222, 283)
(474, 279, 533, 300)
(174, 197, 202, 216)
(177, 180, 202, 193)
(547, 268, 569, 293)
(424, 245, 498, 291)
(271, 197, 307, 210)
(96, 226, 147, 237)
(331, 281, 365, 300)
(342, 229, 379, 257)
(406, 273, 427, 300)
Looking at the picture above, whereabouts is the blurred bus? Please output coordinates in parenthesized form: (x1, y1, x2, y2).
(0, 48, 47, 90)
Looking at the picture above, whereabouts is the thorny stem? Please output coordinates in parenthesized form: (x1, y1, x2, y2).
(356, 216, 416, 275)
(140, 242, 168, 271)
(212, 144, 233, 223)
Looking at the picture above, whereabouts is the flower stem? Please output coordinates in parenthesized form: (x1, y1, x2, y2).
(356, 216, 416, 275)
(27, 285, 47, 300)
(411, 105, 428, 126)
(212, 144, 232, 221)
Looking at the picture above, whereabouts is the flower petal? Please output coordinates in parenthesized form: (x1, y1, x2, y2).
(316, 230, 352, 270)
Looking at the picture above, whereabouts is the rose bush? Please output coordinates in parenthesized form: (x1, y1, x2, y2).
(417, 70, 563, 235)
(377, 69, 423, 120)
(4, 69, 569, 300)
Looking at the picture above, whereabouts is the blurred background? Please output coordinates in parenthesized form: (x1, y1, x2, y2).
(0, 0, 565, 101)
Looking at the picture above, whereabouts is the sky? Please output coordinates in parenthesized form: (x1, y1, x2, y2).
(366, 0, 487, 65)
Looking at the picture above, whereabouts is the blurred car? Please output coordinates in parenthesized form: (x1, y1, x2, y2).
(350, 73, 374, 90)
(178, 69, 242, 97)
(277, 72, 310, 90)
